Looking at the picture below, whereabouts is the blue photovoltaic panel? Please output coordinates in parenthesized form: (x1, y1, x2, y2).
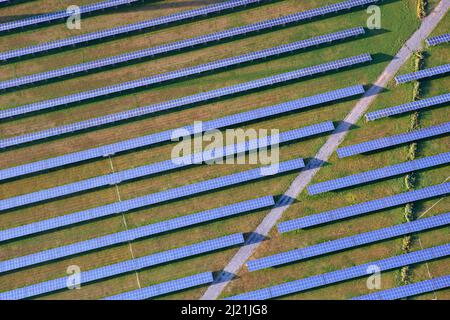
(103, 272, 215, 300)
(0, 196, 274, 269)
(279, 182, 450, 232)
(0, 27, 365, 90)
(337, 122, 450, 158)
(0, 85, 364, 181)
(0, 53, 371, 131)
(0, 0, 141, 32)
(248, 212, 450, 271)
(0, 123, 331, 210)
(395, 64, 450, 84)
(0, 0, 378, 61)
(0, 159, 303, 242)
(226, 243, 450, 300)
(0, 233, 244, 300)
(353, 274, 450, 300)
(365, 93, 450, 121)
(426, 33, 450, 46)
(307, 152, 450, 195)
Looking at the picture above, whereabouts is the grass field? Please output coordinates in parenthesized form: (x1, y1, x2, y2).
(0, 0, 448, 300)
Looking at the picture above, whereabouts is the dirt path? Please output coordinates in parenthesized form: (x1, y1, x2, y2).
(200, 0, 450, 300)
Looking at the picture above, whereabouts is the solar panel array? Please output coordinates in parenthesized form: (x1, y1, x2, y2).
(0, 197, 273, 271)
(0, 85, 364, 181)
(0, 27, 365, 91)
(0, 233, 244, 300)
(0, 0, 141, 32)
(307, 152, 450, 195)
(248, 212, 450, 271)
(0, 123, 331, 211)
(103, 272, 215, 300)
(226, 243, 450, 300)
(426, 33, 450, 46)
(353, 274, 450, 300)
(336, 122, 450, 158)
(0, 158, 304, 242)
(0, 0, 378, 61)
(365, 93, 450, 121)
(395, 64, 450, 84)
(278, 182, 450, 232)
(0, 53, 371, 136)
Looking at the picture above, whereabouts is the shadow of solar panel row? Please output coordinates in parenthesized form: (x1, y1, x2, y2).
(0, 158, 303, 242)
(279, 182, 450, 232)
(0, 0, 265, 60)
(0, 0, 142, 32)
(248, 212, 450, 271)
(337, 121, 450, 158)
(0, 233, 244, 300)
(0, 85, 363, 181)
(308, 152, 450, 195)
(226, 243, 450, 300)
(0, 54, 371, 148)
(0, 27, 365, 91)
(0, 123, 330, 211)
(395, 63, 450, 84)
(0, 196, 273, 271)
(0, 40, 368, 122)
(365, 93, 450, 121)
(426, 33, 450, 46)
(0, 0, 378, 61)
(104, 272, 215, 300)
(353, 274, 450, 300)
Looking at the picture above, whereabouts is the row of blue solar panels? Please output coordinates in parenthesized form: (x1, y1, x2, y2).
(0, 197, 273, 271)
(337, 121, 450, 158)
(226, 243, 450, 300)
(308, 152, 450, 195)
(365, 93, 450, 121)
(0, 52, 371, 126)
(0, 233, 244, 300)
(353, 274, 450, 300)
(104, 272, 215, 300)
(278, 182, 450, 232)
(0, 122, 331, 211)
(426, 33, 450, 46)
(0, 158, 304, 242)
(0, 27, 365, 91)
(0, 85, 363, 181)
(248, 212, 450, 271)
(0, 0, 265, 60)
(0, 0, 378, 61)
(395, 63, 450, 84)
(0, 0, 141, 32)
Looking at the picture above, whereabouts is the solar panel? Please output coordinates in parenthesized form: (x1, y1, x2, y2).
(0, 196, 273, 270)
(307, 152, 450, 195)
(0, 27, 365, 91)
(0, 159, 304, 242)
(0, 123, 331, 211)
(0, 85, 364, 181)
(365, 93, 450, 121)
(395, 64, 450, 84)
(248, 212, 450, 271)
(226, 243, 450, 300)
(0, 233, 244, 300)
(0, 0, 142, 32)
(353, 274, 450, 300)
(103, 272, 214, 300)
(0, 53, 371, 134)
(426, 33, 450, 46)
(0, 0, 378, 61)
(279, 182, 450, 232)
(337, 122, 450, 158)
